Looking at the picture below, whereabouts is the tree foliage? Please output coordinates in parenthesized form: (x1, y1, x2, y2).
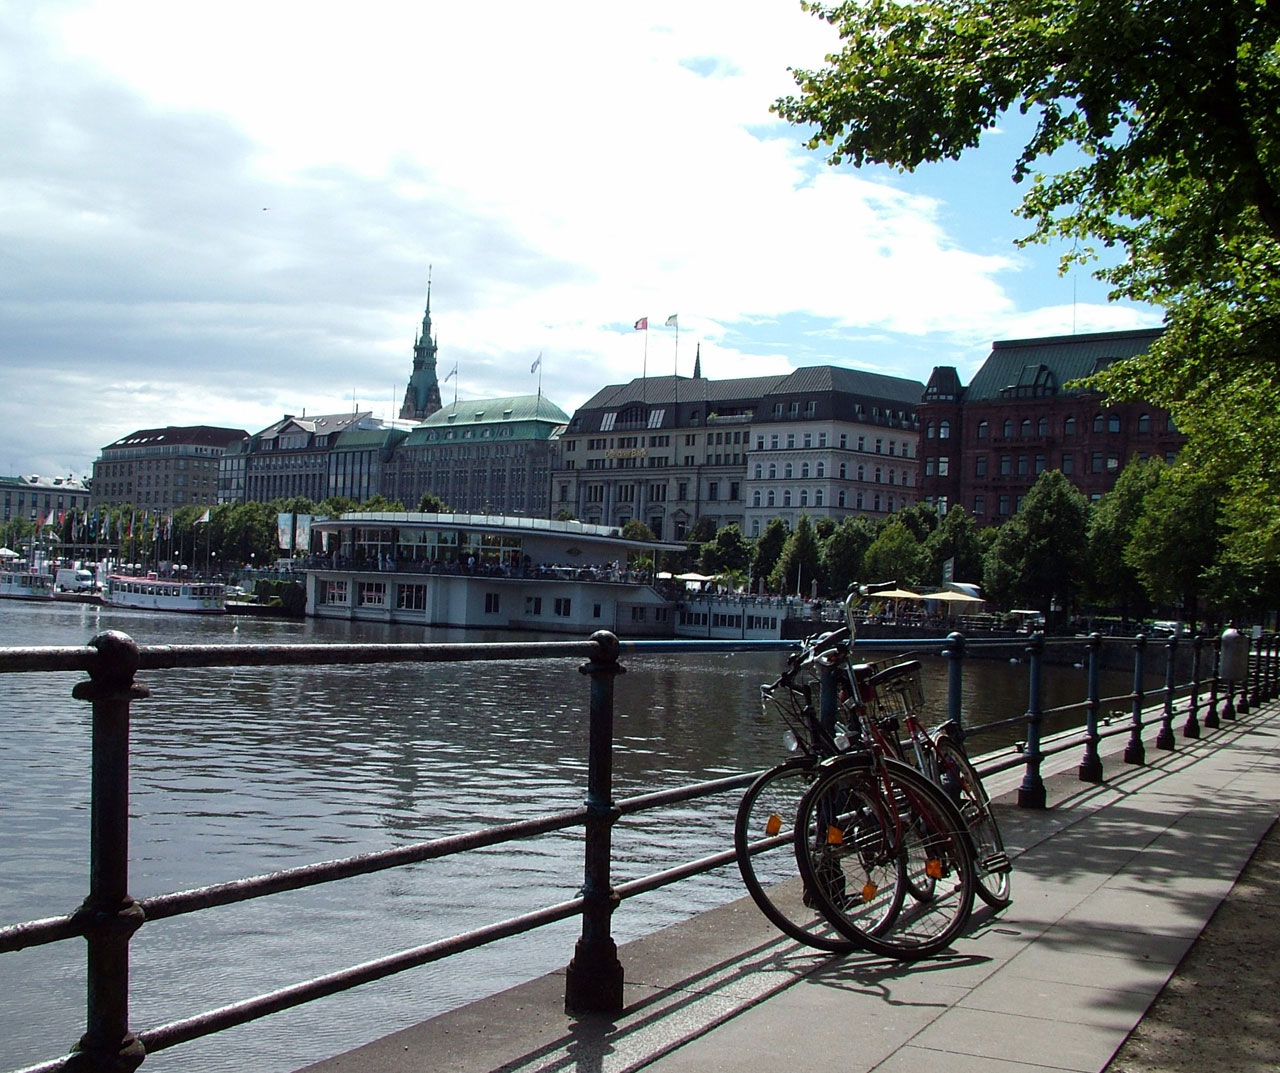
(863, 518, 929, 588)
(822, 515, 878, 595)
(1086, 456, 1163, 616)
(923, 506, 983, 586)
(700, 523, 751, 576)
(769, 514, 824, 595)
(776, 0, 1280, 555)
(752, 518, 790, 588)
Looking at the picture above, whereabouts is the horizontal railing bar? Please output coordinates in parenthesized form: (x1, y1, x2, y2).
(615, 847, 741, 901)
(0, 914, 86, 955)
(616, 772, 760, 815)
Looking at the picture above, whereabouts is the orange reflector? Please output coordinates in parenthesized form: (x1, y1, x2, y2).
(926, 858, 943, 879)
(765, 813, 782, 837)
(827, 825, 844, 845)
(861, 882, 878, 902)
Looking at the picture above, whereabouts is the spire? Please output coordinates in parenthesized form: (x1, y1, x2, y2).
(399, 268, 443, 421)
(692, 342, 702, 380)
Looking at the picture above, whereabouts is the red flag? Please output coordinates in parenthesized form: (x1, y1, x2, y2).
(634, 317, 648, 331)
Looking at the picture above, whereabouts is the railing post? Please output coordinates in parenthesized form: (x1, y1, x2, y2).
(943, 631, 965, 735)
(1184, 633, 1203, 739)
(1123, 633, 1147, 764)
(565, 630, 625, 1015)
(70, 631, 149, 1073)
(1249, 630, 1263, 709)
(1078, 633, 1104, 782)
(1204, 633, 1222, 730)
(1268, 633, 1278, 701)
(1018, 632, 1046, 808)
(1155, 634, 1178, 750)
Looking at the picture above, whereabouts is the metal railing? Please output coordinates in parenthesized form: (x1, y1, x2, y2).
(1, 626, 1276, 1073)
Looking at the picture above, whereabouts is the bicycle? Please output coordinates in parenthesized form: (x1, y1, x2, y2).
(840, 658, 1012, 910)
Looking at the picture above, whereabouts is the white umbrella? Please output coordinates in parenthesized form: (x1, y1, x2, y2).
(919, 590, 984, 602)
(0, 547, 18, 559)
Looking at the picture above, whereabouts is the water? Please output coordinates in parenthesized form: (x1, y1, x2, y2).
(0, 602, 1153, 1073)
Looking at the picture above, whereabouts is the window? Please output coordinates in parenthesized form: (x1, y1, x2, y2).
(1003, 419, 1014, 437)
(1000, 455, 1012, 476)
(801, 462, 809, 478)
(1035, 454, 1046, 474)
(816, 462, 825, 477)
(752, 490, 761, 507)
(998, 494, 1011, 515)
(1062, 452, 1074, 475)
(975, 455, 988, 477)
(839, 462, 847, 478)
(875, 438, 883, 454)
(485, 592, 501, 614)
(799, 490, 808, 506)
(554, 597, 572, 617)
(1037, 416, 1048, 437)
(786, 433, 796, 449)
(925, 458, 936, 477)
(1093, 413, 1105, 432)
(398, 584, 428, 610)
(937, 458, 949, 476)
(815, 489, 824, 506)
(767, 490, 775, 507)
(838, 490, 847, 507)
(525, 596, 543, 615)
(768, 463, 776, 479)
(1064, 416, 1076, 436)
(754, 463, 763, 479)
(358, 581, 386, 607)
(976, 420, 988, 439)
(783, 490, 792, 506)
(1138, 413, 1151, 433)
(973, 494, 985, 514)
(320, 579, 348, 604)
(1017, 455, 1029, 476)
(857, 464, 865, 481)
(1091, 452, 1104, 473)
(939, 420, 951, 439)
(926, 422, 936, 439)
(708, 481, 718, 501)
(1020, 418, 1031, 438)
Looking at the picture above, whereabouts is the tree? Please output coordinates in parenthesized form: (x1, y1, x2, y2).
(863, 518, 930, 589)
(752, 518, 790, 591)
(700, 524, 751, 577)
(823, 515, 877, 595)
(769, 514, 825, 595)
(1086, 456, 1163, 619)
(923, 506, 983, 587)
(1126, 467, 1223, 631)
(417, 491, 452, 513)
(982, 471, 1090, 615)
(361, 494, 405, 513)
(776, 0, 1280, 557)
(893, 502, 938, 545)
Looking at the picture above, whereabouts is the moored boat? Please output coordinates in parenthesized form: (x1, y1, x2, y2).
(0, 569, 55, 601)
(104, 573, 226, 614)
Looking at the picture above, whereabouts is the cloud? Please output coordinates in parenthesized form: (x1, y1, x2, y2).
(0, 2, 1154, 479)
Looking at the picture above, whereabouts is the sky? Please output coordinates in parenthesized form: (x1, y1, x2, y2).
(1, 0, 1161, 481)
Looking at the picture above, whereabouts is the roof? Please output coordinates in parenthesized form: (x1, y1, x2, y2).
(965, 329, 1162, 402)
(102, 425, 249, 451)
(418, 394, 570, 427)
(255, 412, 371, 440)
(576, 374, 789, 411)
(768, 366, 925, 406)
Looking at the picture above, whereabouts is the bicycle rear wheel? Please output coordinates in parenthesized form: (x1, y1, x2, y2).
(795, 755, 975, 961)
(935, 735, 1012, 909)
(735, 759, 858, 952)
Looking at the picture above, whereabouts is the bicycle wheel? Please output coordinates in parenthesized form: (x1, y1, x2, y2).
(795, 755, 975, 961)
(935, 735, 1012, 909)
(734, 759, 859, 953)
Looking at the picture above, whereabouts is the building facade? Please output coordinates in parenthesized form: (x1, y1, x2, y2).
(385, 394, 568, 515)
(91, 426, 248, 512)
(552, 365, 925, 539)
(398, 283, 444, 422)
(0, 474, 92, 525)
(916, 328, 1185, 521)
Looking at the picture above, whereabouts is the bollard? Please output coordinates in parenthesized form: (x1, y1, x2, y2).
(1155, 634, 1178, 750)
(1204, 633, 1221, 730)
(1221, 626, 1247, 720)
(565, 631, 625, 1015)
(1123, 633, 1147, 765)
(1018, 632, 1047, 808)
(69, 631, 149, 1073)
(1184, 634, 1203, 739)
(944, 631, 965, 736)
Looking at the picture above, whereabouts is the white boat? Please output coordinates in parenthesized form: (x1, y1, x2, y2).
(104, 573, 226, 614)
(0, 569, 55, 601)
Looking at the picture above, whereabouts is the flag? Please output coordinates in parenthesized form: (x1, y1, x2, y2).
(442, 363, 458, 382)
(530, 353, 542, 374)
(634, 317, 648, 331)
(665, 314, 678, 327)
(197, 508, 211, 524)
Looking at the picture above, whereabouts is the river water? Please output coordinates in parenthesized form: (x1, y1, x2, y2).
(0, 602, 1153, 1073)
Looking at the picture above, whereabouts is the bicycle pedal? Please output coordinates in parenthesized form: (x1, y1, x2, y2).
(980, 852, 1012, 874)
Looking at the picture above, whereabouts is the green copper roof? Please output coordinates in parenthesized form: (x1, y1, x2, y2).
(964, 328, 1162, 402)
(417, 394, 569, 428)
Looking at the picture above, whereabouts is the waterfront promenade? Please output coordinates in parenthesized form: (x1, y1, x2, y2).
(301, 699, 1280, 1073)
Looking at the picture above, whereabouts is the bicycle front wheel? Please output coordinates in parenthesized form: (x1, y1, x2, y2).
(795, 755, 975, 961)
(935, 735, 1012, 909)
(735, 759, 858, 953)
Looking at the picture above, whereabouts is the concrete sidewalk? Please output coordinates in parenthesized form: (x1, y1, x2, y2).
(301, 702, 1280, 1073)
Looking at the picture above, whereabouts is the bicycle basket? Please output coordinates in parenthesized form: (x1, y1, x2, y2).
(862, 659, 925, 719)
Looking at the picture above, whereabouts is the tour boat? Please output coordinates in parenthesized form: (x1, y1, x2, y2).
(0, 569, 55, 601)
(104, 573, 226, 614)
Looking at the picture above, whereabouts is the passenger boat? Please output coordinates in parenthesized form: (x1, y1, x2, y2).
(104, 573, 226, 614)
(0, 569, 55, 601)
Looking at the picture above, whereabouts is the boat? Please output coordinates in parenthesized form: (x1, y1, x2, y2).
(103, 573, 226, 614)
(0, 568, 55, 601)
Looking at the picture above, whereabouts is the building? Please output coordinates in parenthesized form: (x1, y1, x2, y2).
(0, 474, 91, 525)
(385, 394, 569, 515)
(234, 412, 415, 505)
(552, 362, 925, 539)
(91, 426, 248, 512)
(916, 328, 1185, 522)
(398, 283, 444, 422)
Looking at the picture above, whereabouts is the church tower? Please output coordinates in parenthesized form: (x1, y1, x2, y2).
(399, 279, 443, 421)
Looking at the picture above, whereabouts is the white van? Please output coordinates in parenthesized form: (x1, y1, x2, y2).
(55, 567, 95, 592)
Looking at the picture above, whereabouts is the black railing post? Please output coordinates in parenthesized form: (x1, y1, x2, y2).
(70, 631, 149, 1073)
(1123, 633, 1147, 764)
(1249, 631, 1263, 709)
(943, 631, 965, 734)
(1155, 635, 1178, 750)
(1184, 633, 1203, 739)
(1078, 633, 1104, 782)
(1018, 632, 1046, 808)
(1204, 634, 1222, 730)
(1268, 634, 1278, 701)
(565, 630, 625, 1015)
